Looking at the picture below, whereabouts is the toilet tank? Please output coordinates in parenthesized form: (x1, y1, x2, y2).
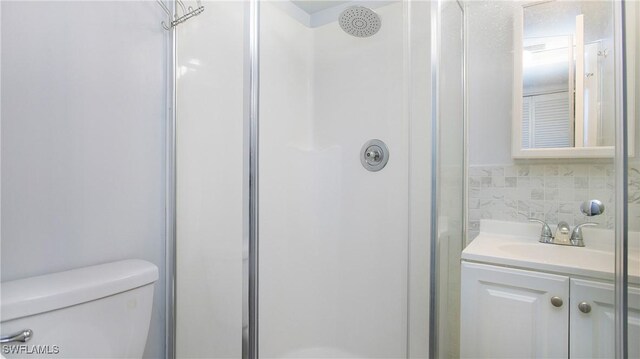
(0, 260, 158, 358)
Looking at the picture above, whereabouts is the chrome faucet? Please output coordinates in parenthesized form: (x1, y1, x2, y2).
(528, 218, 597, 247)
(528, 200, 604, 247)
(528, 218, 554, 243)
(554, 221, 572, 245)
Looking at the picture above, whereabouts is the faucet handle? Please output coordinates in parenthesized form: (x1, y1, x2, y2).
(529, 218, 554, 243)
(570, 222, 597, 247)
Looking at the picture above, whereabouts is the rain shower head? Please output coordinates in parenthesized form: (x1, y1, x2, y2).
(339, 6, 381, 38)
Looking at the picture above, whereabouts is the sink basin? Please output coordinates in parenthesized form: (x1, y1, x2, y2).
(499, 242, 571, 258)
(462, 220, 640, 284)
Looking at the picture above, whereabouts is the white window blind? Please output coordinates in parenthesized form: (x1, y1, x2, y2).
(522, 91, 572, 148)
(522, 98, 530, 149)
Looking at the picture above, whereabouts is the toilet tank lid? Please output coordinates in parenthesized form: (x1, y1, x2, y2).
(1, 260, 158, 322)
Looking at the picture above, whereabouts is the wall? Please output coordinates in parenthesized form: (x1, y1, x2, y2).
(1, 2, 168, 357)
(175, 1, 245, 358)
(258, 2, 415, 357)
(466, 1, 640, 240)
(466, 1, 519, 168)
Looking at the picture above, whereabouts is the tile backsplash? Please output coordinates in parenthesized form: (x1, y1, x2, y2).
(467, 162, 640, 240)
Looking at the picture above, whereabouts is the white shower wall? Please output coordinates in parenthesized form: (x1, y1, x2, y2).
(259, 2, 410, 357)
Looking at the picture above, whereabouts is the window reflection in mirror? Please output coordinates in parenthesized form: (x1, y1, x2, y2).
(519, 1, 614, 150)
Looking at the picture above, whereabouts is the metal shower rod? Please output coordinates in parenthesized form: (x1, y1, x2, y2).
(156, 0, 205, 30)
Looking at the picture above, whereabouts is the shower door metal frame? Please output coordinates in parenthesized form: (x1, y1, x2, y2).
(243, 0, 260, 358)
(613, 1, 629, 358)
(428, 0, 441, 356)
(165, 0, 177, 356)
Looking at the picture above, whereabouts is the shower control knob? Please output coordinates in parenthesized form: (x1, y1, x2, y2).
(578, 301, 592, 314)
(360, 139, 389, 172)
(366, 149, 381, 162)
(550, 296, 563, 307)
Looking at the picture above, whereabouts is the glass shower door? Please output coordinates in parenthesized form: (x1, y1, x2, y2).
(624, 1, 640, 356)
(433, 1, 465, 358)
(257, 2, 412, 357)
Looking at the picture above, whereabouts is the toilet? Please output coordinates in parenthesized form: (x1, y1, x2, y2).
(0, 260, 158, 358)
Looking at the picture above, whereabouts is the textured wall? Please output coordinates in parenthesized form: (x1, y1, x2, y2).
(1, 2, 168, 357)
(468, 162, 626, 240)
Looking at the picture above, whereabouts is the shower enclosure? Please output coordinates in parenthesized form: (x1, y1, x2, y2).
(248, 1, 450, 357)
(174, 0, 462, 357)
(172, 0, 635, 358)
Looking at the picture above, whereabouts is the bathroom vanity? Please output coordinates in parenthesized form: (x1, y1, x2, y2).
(460, 220, 640, 358)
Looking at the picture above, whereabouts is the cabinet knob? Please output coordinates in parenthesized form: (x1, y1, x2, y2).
(578, 301, 592, 313)
(550, 296, 563, 307)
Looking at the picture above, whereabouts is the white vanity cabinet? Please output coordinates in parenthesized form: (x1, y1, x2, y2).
(570, 279, 640, 358)
(461, 261, 640, 359)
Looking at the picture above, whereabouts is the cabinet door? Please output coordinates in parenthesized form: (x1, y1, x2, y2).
(570, 279, 640, 358)
(460, 262, 569, 358)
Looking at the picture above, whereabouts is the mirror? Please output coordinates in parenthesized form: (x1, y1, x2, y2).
(512, 1, 636, 158)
